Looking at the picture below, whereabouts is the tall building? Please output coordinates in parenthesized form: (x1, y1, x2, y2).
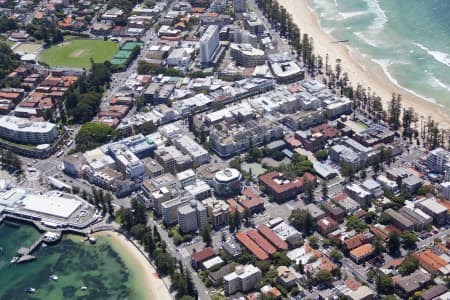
(200, 25, 219, 66)
(427, 147, 449, 173)
(224, 264, 262, 295)
(177, 200, 208, 233)
(0, 116, 57, 144)
(233, 0, 247, 13)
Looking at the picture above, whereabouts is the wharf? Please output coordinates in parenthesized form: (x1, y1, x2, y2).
(15, 235, 45, 264)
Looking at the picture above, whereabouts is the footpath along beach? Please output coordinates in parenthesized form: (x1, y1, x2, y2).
(277, 0, 450, 128)
(95, 231, 172, 300)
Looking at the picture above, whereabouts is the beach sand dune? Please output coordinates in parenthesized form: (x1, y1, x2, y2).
(277, 0, 450, 128)
(95, 232, 172, 300)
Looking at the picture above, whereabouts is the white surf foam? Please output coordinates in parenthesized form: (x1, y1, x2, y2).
(354, 31, 379, 47)
(339, 11, 367, 20)
(371, 58, 438, 104)
(363, 0, 388, 35)
(414, 42, 450, 68)
(430, 76, 450, 92)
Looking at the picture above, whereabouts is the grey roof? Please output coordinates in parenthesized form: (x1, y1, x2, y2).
(396, 271, 430, 293)
(420, 285, 448, 300)
(403, 175, 423, 186)
(385, 208, 415, 228)
(362, 179, 381, 190)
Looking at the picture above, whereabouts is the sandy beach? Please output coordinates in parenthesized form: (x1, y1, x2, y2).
(277, 0, 450, 128)
(94, 231, 172, 300)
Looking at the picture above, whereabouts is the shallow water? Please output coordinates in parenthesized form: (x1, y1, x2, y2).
(0, 222, 142, 300)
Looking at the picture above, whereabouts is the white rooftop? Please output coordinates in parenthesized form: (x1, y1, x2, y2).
(0, 116, 56, 134)
(21, 193, 82, 219)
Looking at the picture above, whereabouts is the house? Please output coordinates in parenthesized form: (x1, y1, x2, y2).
(412, 249, 450, 275)
(209, 264, 236, 286)
(276, 266, 297, 288)
(350, 244, 374, 264)
(303, 203, 326, 220)
(343, 232, 374, 251)
(191, 247, 216, 269)
(347, 285, 375, 300)
(420, 285, 448, 300)
(321, 202, 345, 222)
(395, 270, 431, 298)
(316, 217, 339, 235)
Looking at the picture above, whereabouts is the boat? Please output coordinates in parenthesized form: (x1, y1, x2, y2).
(81, 286, 88, 291)
(25, 287, 36, 293)
(49, 274, 58, 281)
(41, 243, 47, 248)
(10, 256, 18, 264)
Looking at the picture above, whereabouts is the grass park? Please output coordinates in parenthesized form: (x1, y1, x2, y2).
(39, 39, 118, 68)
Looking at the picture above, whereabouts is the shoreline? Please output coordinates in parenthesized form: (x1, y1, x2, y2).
(94, 231, 172, 300)
(277, 0, 450, 128)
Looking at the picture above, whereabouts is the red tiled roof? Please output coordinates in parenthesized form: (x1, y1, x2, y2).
(240, 189, 264, 210)
(350, 243, 374, 259)
(191, 247, 216, 263)
(235, 231, 269, 260)
(259, 171, 304, 194)
(413, 249, 448, 273)
(247, 229, 276, 255)
(316, 216, 338, 233)
(258, 224, 288, 250)
(344, 233, 366, 250)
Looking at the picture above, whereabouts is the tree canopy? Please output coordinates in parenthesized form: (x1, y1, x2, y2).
(75, 122, 118, 152)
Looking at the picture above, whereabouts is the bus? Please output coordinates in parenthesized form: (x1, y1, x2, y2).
(56, 150, 64, 158)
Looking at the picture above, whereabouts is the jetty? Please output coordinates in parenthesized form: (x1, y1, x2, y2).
(16, 235, 45, 263)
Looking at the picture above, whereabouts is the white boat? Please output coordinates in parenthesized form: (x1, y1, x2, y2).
(49, 274, 58, 281)
(25, 287, 36, 293)
(10, 256, 18, 264)
(81, 286, 88, 291)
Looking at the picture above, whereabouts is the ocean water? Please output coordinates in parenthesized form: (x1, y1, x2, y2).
(0, 222, 144, 300)
(308, 0, 450, 111)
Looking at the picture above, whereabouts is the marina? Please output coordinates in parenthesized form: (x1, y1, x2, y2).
(0, 224, 145, 299)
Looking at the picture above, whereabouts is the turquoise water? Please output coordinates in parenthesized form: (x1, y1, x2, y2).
(0, 222, 139, 300)
(308, 0, 450, 110)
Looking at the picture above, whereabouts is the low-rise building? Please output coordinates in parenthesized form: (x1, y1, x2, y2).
(316, 216, 339, 235)
(321, 202, 345, 222)
(223, 239, 242, 257)
(230, 43, 265, 67)
(191, 247, 216, 269)
(417, 197, 448, 226)
(259, 171, 315, 202)
(0, 116, 57, 144)
(276, 266, 297, 288)
(345, 184, 372, 207)
(350, 243, 374, 264)
(395, 271, 431, 298)
(212, 168, 241, 196)
(384, 208, 415, 231)
(303, 203, 326, 220)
